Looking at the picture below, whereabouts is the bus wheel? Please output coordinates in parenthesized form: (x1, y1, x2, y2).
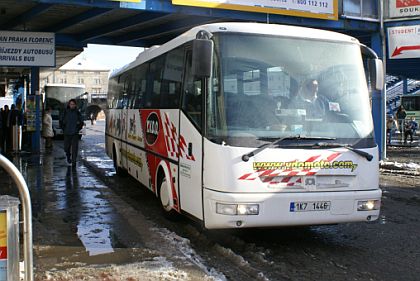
(158, 175, 179, 220)
(113, 146, 126, 176)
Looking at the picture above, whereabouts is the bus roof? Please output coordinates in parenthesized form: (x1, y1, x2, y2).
(45, 83, 85, 89)
(112, 22, 360, 78)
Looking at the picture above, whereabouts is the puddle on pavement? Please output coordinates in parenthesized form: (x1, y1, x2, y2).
(28, 153, 122, 258)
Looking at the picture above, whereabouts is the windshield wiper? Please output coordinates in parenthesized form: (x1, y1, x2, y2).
(241, 135, 336, 162)
(314, 142, 373, 161)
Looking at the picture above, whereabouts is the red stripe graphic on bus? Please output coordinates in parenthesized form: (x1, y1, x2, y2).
(163, 112, 195, 161)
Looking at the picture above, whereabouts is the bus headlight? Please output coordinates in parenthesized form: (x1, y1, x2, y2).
(357, 200, 380, 211)
(216, 203, 259, 215)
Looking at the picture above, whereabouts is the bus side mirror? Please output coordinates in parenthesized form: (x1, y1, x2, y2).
(192, 39, 213, 78)
(368, 58, 384, 91)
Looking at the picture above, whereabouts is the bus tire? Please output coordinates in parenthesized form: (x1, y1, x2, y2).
(113, 146, 126, 176)
(158, 174, 179, 220)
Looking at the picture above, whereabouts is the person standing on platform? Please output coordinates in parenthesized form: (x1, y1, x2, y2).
(42, 107, 54, 149)
(60, 99, 84, 167)
(2, 105, 9, 153)
(395, 105, 407, 141)
(0, 109, 3, 154)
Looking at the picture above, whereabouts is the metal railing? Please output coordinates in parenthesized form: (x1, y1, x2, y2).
(0, 154, 33, 281)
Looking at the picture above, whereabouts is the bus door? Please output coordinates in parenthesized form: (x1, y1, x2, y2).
(120, 74, 131, 171)
(179, 50, 204, 220)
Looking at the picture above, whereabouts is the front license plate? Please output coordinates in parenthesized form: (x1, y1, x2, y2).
(290, 201, 331, 212)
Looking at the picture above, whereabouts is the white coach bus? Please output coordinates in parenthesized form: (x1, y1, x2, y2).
(106, 22, 383, 229)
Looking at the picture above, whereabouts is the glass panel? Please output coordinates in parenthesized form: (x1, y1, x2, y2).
(145, 55, 166, 108)
(343, 0, 361, 17)
(207, 33, 374, 148)
(362, 0, 378, 18)
(402, 96, 420, 111)
(161, 47, 184, 108)
(182, 51, 202, 129)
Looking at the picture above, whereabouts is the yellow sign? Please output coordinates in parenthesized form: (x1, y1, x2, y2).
(0, 211, 7, 259)
(172, 0, 338, 20)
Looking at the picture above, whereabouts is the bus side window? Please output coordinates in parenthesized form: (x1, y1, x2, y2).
(161, 47, 184, 108)
(145, 56, 165, 108)
(131, 64, 148, 109)
(182, 50, 202, 129)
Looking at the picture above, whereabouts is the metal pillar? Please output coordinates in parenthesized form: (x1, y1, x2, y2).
(30, 67, 40, 153)
(371, 32, 385, 159)
(403, 77, 408, 95)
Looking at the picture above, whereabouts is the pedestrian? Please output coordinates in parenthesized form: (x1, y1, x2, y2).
(386, 115, 398, 144)
(60, 99, 84, 167)
(1, 105, 9, 153)
(42, 107, 54, 149)
(7, 104, 22, 152)
(404, 117, 418, 144)
(0, 109, 3, 154)
(395, 105, 406, 141)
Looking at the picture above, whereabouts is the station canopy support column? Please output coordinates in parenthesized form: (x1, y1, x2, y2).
(30, 67, 40, 153)
(370, 32, 385, 159)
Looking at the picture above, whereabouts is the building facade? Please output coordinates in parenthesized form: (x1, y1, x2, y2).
(41, 55, 110, 102)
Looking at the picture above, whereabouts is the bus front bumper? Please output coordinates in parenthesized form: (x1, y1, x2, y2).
(203, 188, 381, 229)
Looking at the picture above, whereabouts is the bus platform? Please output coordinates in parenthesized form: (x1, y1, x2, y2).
(0, 121, 219, 280)
(387, 133, 419, 147)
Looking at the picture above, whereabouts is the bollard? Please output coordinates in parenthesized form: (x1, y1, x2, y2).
(0, 196, 20, 281)
(12, 125, 22, 153)
(0, 154, 33, 281)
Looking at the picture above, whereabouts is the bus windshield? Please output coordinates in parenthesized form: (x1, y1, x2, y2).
(401, 95, 420, 111)
(207, 33, 374, 148)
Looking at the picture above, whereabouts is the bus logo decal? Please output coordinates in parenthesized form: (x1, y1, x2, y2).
(146, 112, 159, 145)
(238, 153, 351, 181)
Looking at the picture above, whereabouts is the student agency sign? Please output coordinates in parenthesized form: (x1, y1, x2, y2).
(0, 31, 55, 67)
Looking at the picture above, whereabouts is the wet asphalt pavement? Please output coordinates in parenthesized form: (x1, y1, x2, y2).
(1, 120, 419, 281)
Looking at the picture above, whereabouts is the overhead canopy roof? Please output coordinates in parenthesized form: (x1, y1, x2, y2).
(0, 0, 418, 79)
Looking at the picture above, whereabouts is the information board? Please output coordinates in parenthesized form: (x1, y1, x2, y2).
(389, 0, 420, 18)
(388, 25, 420, 59)
(0, 31, 55, 67)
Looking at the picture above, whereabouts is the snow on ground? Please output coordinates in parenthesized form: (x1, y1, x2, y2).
(380, 160, 420, 172)
(153, 227, 227, 281)
(37, 257, 189, 281)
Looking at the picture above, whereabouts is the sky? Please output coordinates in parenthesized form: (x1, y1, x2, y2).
(82, 44, 144, 72)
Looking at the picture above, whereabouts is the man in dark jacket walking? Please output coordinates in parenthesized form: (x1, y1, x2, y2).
(61, 99, 84, 167)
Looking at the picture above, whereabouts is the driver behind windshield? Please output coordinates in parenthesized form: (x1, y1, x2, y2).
(289, 79, 327, 119)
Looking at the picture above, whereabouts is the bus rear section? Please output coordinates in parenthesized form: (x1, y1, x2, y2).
(105, 22, 383, 229)
(401, 93, 420, 120)
(44, 84, 87, 137)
